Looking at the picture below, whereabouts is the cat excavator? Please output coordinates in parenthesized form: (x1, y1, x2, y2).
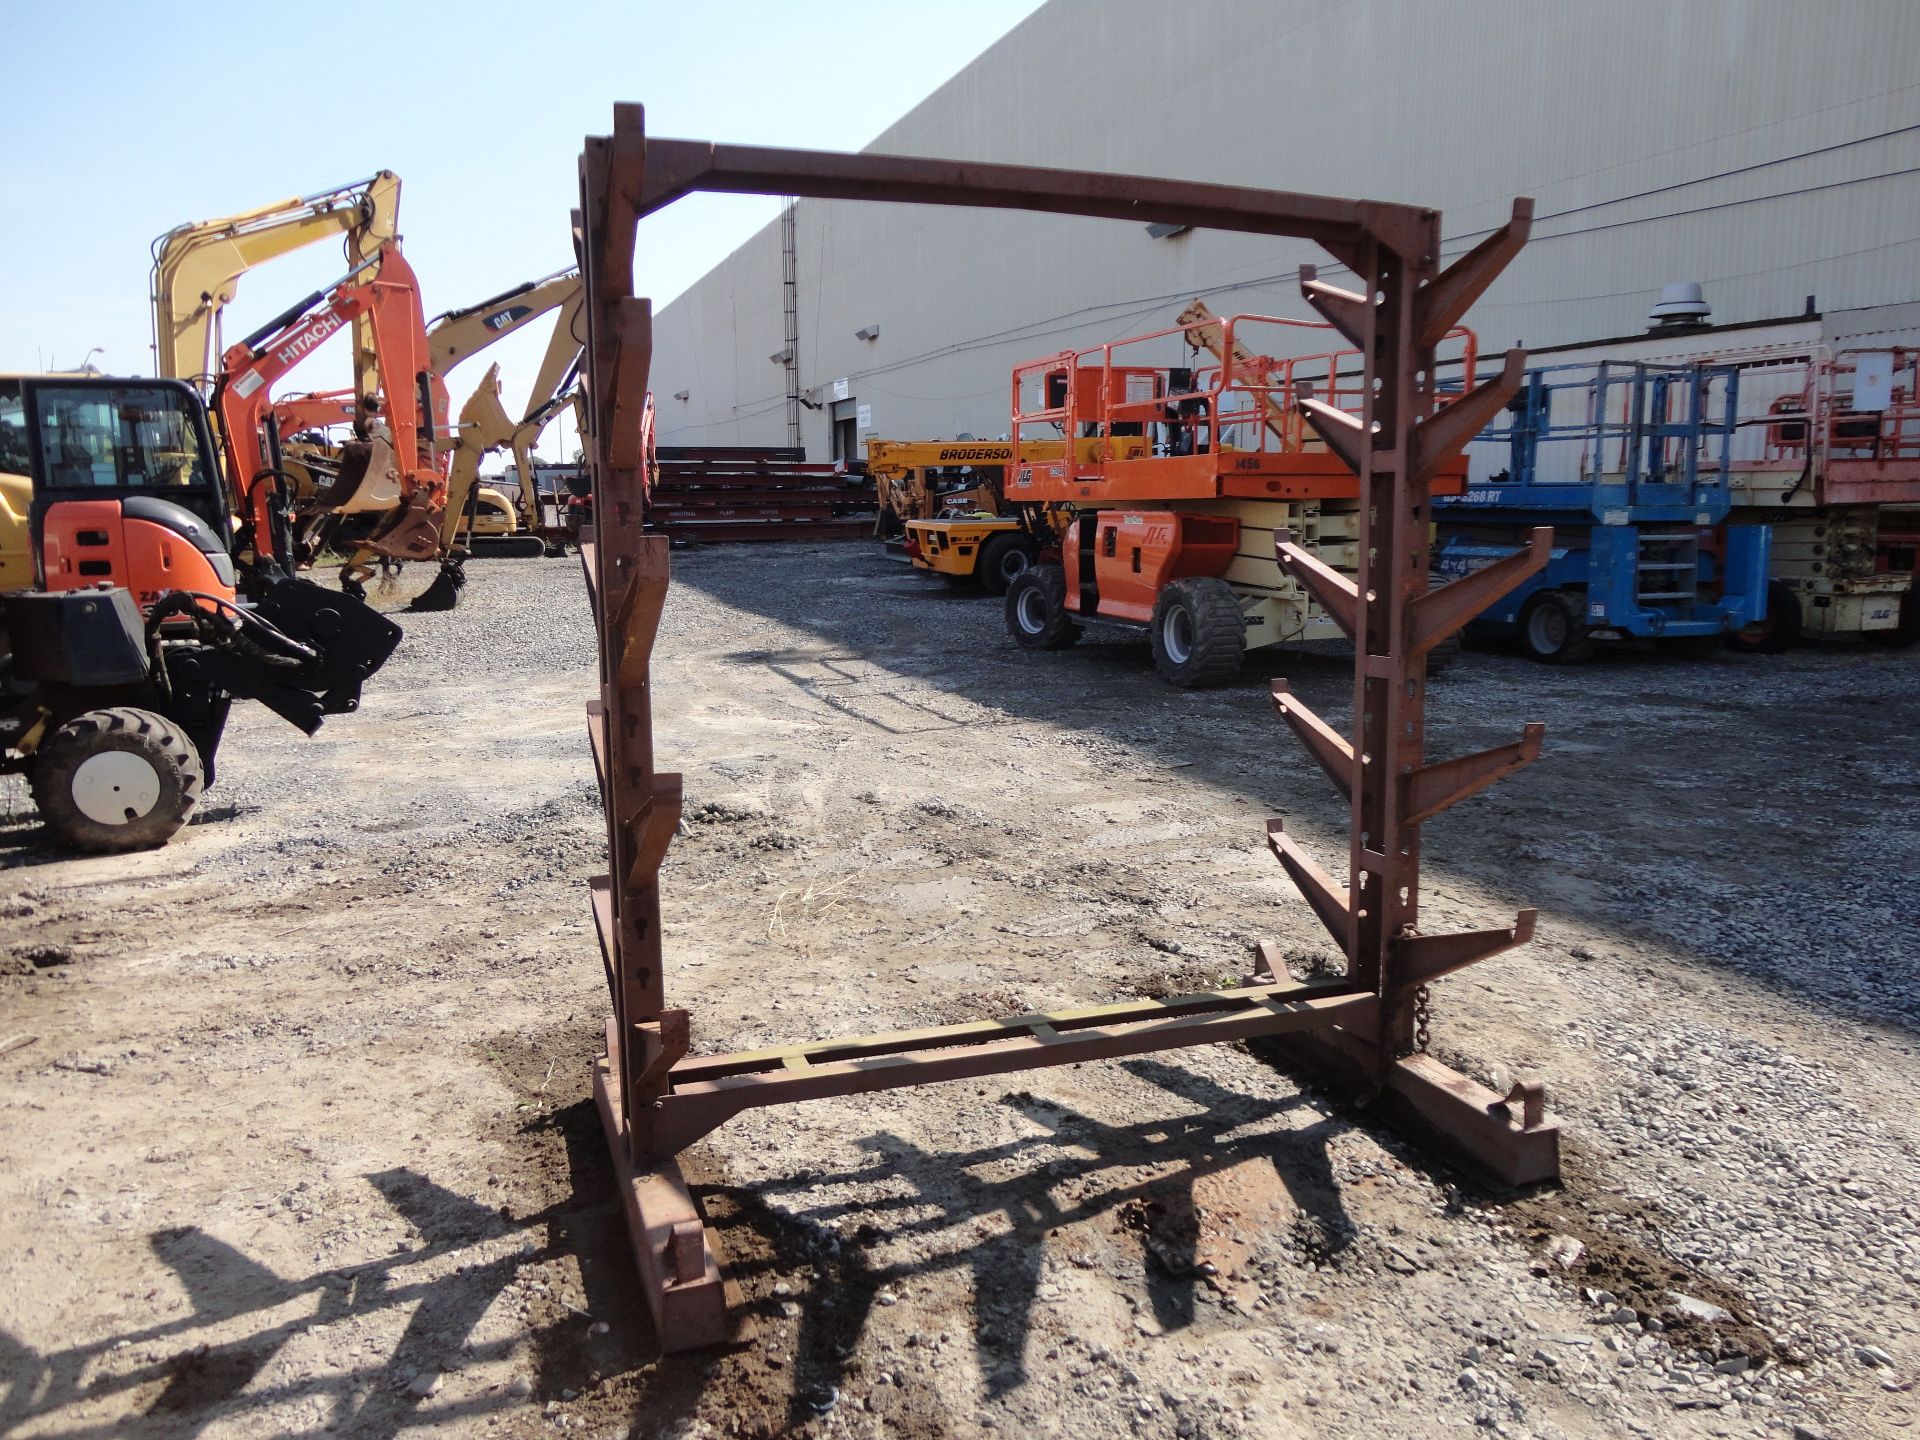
(442, 362, 584, 556)
(435, 269, 586, 558)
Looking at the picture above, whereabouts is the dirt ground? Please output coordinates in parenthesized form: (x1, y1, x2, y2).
(2, 542, 1917, 1440)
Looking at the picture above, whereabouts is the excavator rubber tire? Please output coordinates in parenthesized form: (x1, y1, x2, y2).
(30, 707, 204, 854)
(1518, 590, 1596, 664)
(1005, 565, 1081, 650)
(1726, 580, 1801, 655)
(1150, 577, 1245, 687)
(977, 532, 1038, 595)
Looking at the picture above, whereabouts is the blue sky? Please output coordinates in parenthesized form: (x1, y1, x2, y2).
(0, 0, 1045, 461)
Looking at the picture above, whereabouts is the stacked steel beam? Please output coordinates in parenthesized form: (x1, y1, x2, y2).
(647, 445, 875, 542)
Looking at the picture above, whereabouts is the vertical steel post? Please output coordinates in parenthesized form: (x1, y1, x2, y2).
(576, 107, 727, 1346)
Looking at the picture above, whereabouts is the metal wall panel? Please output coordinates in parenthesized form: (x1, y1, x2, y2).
(648, 0, 1920, 452)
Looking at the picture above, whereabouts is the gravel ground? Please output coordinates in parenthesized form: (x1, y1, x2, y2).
(0, 543, 1916, 1440)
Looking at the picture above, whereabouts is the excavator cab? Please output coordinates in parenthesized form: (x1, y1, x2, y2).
(16, 378, 237, 602)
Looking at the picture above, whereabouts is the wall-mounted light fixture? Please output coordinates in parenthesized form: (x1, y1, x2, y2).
(853, 324, 880, 342)
(1144, 222, 1191, 240)
(768, 348, 793, 364)
(672, 389, 690, 401)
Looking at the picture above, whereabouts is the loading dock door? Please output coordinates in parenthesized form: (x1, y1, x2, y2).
(830, 396, 858, 461)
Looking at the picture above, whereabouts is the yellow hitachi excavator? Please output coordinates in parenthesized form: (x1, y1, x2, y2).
(150, 173, 401, 394)
(152, 176, 419, 583)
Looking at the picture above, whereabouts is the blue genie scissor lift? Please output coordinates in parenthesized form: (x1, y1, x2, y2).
(1433, 359, 1770, 662)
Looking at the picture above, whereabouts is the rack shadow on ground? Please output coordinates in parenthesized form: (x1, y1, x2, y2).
(0, 1169, 613, 1438)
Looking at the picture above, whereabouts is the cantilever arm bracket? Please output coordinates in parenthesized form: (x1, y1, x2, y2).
(633, 1008, 691, 1095)
(1401, 724, 1544, 826)
(1266, 820, 1353, 954)
(623, 772, 683, 890)
(1272, 680, 1354, 803)
(1408, 528, 1552, 654)
(1411, 348, 1526, 486)
(1299, 265, 1373, 350)
(1415, 197, 1534, 348)
(612, 536, 671, 684)
(1297, 397, 1368, 479)
(605, 298, 653, 473)
(1392, 908, 1537, 991)
(1274, 529, 1358, 638)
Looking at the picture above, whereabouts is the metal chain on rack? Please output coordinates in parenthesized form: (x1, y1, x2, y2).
(1413, 984, 1433, 1055)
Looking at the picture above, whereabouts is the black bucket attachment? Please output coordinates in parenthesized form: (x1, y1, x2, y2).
(162, 577, 403, 739)
(250, 577, 404, 714)
(408, 557, 466, 613)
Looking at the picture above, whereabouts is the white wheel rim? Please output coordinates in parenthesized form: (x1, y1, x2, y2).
(1164, 607, 1195, 664)
(1017, 588, 1048, 633)
(71, 750, 164, 826)
(1528, 604, 1566, 652)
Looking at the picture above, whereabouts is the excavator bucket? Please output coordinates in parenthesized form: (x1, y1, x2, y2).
(311, 437, 404, 515)
(407, 557, 465, 612)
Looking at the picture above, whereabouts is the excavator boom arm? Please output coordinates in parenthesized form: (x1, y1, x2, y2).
(152, 172, 400, 391)
(216, 241, 445, 571)
(425, 268, 581, 379)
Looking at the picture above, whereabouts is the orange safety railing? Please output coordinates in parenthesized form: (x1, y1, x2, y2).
(1009, 313, 1477, 483)
(1719, 346, 1920, 466)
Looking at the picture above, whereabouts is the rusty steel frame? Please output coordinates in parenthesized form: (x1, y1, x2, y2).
(574, 103, 1560, 1351)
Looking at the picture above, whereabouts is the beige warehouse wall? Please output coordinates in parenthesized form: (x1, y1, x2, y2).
(647, 0, 1920, 455)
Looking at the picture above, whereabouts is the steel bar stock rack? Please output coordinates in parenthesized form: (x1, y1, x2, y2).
(573, 103, 1561, 1348)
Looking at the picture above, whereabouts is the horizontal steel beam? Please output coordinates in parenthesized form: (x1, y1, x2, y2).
(645, 988, 1375, 1156)
(634, 137, 1434, 255)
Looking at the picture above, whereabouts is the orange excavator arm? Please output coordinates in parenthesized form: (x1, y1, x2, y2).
(214, 241, 448, 583)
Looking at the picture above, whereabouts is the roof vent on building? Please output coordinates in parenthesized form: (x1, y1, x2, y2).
(1649, 281, 1711, 330)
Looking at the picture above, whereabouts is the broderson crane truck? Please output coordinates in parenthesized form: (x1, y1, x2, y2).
(868, 436, 1144, 591)
(1001, 305, 1475, 686)
(866, 438, 1007, 540)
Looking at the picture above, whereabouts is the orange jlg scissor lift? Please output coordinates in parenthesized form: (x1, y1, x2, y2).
(1001, 303, 1475, 685)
